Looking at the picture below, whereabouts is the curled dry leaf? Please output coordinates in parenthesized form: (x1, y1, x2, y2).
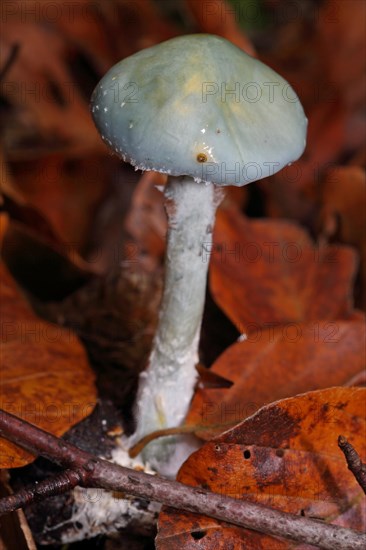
(0, 263, 97, 468)
(158, 387, 366, 549)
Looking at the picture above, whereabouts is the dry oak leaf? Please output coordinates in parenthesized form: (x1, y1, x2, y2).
(210, 207, 358, 330)
(158, 387, 366, 549)
(187, 318, 365, 439)
(0, 262, 97, 468)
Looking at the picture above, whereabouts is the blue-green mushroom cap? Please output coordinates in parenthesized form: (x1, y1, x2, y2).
(91, 34, 307, 186)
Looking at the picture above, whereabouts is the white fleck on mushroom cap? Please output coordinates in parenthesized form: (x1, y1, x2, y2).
(91, 34, 307, 186)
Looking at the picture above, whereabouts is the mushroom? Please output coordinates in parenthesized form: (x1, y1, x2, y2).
(91, 34, 307, 471)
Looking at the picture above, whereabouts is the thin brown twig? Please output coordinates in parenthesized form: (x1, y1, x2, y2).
(338, 435, 366, 494)
(128, 420, 237, 458)
(0, 469, 85, 514)
(0, 410, 365, 550)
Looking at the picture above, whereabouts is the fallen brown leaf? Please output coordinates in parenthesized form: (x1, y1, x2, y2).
(210, 207, 358, 329)
(158, 387, 366, 549)
(187, 318, 365, 439)
(0, 262, 97, 467)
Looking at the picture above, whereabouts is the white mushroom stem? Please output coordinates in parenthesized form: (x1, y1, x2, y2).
(130, 176, 222, 471)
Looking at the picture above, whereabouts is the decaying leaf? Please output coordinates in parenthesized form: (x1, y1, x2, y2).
(0, 262, 97, 467)
(158, 387, 366, 549)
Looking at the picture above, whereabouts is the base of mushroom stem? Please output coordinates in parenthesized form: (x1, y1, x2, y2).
(130, 177, 223, 473)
